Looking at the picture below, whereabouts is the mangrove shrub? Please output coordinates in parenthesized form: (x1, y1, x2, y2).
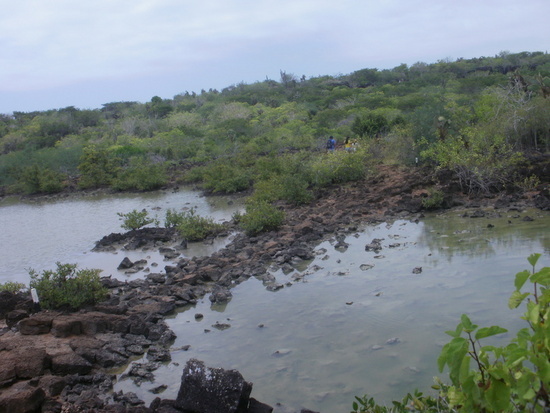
(29, 262, 107, 310)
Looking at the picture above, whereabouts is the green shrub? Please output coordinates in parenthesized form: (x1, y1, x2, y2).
(78, 145, 117, 189)
(437, 253, 549, 412)
(420, 129, 524, 194)
(118, 209, 158, 231)
(310, 149, 369, 187)
(0, 281, 27, 293)
(280, 174, 314, 205)
(421, 188, 445, 210)
(240, 200, 285, 236)
(29, 262, 108, 310)
(165, 207, 224, 241)
(201, 161, 252, 193)
(515, 174, 541, 192)
(249, 177, 285, 204)
(19, 165, 65, 194)
(112, 158, 167, 191)
(351, 387, 451, 412)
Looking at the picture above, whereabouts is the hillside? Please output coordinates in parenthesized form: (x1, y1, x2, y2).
(0, 51, 549, 204)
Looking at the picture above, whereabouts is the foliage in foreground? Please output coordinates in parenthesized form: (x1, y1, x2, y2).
(352, 253, 549, 412)
(164, 207, 225, 241)
(29, 262, 108, 310)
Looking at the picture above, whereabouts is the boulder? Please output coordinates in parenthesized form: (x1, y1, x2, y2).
(175, 359, 252, 413)
(6, 309, 29, 328)
(51, 351, 93, 375)
(18, 313, 54, 335)
(0, 381, 45, 413)
(209, 286, 232, 304)
(0, 291, 18, 319)
(118, 257, 134, 270)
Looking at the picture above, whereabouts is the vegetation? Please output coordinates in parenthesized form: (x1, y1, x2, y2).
(239, 200, 285, 236)
(0, 281, 27, 293)
(117, 209, 159, 231)
(0, 51, 548, 203)
(164, 207, 225, 241)
(421, 188, 445, 210)
(29, 262, 108, 310)
(351, 253, 550, 412)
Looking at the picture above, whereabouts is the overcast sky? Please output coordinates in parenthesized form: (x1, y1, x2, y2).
(1, 0, 549, 114)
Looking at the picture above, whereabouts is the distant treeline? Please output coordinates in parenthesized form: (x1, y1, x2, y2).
(0, 51, 548, 197)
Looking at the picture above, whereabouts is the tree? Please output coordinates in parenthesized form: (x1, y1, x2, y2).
(77, 145, 117, 188)
(352, 113, 389, 138)
(148, 96, 173, 119)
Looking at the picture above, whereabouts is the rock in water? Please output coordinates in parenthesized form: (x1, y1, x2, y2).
(175, 358, 252, 413)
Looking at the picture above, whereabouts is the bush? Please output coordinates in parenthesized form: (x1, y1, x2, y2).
(118, 209, 158, 231)
(165, 207, 224, 241)
(420, 129, 524, 194)
(0, 281, 26, 293)
(240, 200, 285, 236)
(201, 161, 252, 193)
(112, 158, 167, 191)
(78, 145, 117, 189)
(310, 148, 369, 187)
(421, 188, 445, 210)
(280, 175, 314, 205)
(437, 253, 549, 412)
(19, 165, 65, 194)
(29, 262, 107, 310)
(249, 177, 285, 204)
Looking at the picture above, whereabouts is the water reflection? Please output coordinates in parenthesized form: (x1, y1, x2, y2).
(419, 208, 550, 262)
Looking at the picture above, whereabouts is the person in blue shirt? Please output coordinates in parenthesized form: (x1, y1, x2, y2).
(326, 136, 336, 152)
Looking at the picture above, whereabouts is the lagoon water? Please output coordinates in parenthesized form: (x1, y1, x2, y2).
(1, 190, 549, 412)
(0, 189, 242, 285)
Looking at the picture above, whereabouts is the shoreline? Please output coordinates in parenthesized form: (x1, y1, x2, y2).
(1, 163, 549, 412)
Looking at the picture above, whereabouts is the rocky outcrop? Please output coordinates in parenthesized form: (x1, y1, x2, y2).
(93, 227, 178, 252)
(175, 359, 253, 413)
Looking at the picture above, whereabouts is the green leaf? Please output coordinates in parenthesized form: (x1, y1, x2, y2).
(527, 302, 540, 325)
(527, 253, 541, 268)
(514, 270, 530, 291)
(475, 326, 508, 340)
(459, 353, 472, 382)
(522, 388, 536, 401)
(460, 314, 478, 333)
(485, 379, 510, 412)
(445, 323, 464, 338)
(530, 267, 550, 286)
(509, 290, 530, 309)
(444, 337, 470, 384)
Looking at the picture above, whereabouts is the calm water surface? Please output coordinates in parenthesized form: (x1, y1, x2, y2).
(0, 189, 242, 284)
(116, 207, 549, 412)
(1, 193, 549, 413)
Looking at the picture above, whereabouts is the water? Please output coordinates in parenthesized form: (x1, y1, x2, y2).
(1, 192, 549, 412)
(0, 189, 243, 285)
(115, 209, 549, 412)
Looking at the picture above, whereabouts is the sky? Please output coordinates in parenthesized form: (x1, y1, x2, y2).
(1, 0, 549, 114)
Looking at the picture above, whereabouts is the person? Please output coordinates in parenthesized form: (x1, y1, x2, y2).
(326, 136, 336, 152)
(344, 137, 352, 152)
